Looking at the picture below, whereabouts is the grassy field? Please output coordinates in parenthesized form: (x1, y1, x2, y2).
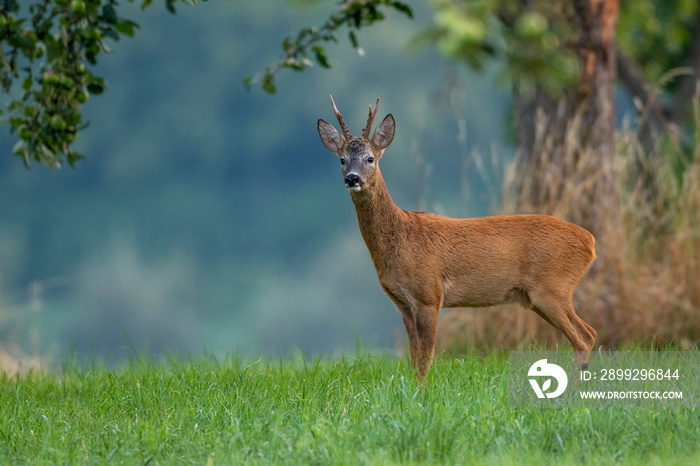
(1, 350, 699, 465)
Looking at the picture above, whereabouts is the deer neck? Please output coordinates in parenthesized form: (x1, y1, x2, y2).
(350, 169, 405, 262)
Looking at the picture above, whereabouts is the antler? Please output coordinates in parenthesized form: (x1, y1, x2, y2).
(361, 98, 380, 140)
(329, 95, 352, 140)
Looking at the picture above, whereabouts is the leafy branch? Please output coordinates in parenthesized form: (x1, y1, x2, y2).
(420, 0, 580, 97)
(245, 0, 413, 95)
(0, 0, 205, 169)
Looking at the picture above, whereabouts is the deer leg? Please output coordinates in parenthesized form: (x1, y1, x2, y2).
(401, 312, 420, 373)
(401, 304, 440, 379)
(414, 304, 440, 379)
(530, 291, 596, 370)
(573, 313, 597, 368)
(530, 306, 557, 328)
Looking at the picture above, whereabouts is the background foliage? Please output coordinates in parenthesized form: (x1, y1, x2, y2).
(2, 0, 699, 364)
(0, 0, 207, 168)
(0, 0, 509, 362)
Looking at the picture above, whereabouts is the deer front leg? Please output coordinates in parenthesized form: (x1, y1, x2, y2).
(401, 312, 420, 373)
(401, 304, 439, 380)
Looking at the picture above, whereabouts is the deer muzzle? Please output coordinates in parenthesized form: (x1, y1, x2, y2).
(344, 173, 364, 191)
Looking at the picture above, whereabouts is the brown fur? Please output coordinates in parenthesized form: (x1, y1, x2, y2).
(318, 97, 597, 379)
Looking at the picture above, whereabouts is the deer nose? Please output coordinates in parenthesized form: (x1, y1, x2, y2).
(345, 173, 363, 188)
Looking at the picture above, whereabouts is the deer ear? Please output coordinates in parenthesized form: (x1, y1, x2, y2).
(318, 119, 346, 153)
(371, 114, 395, 150)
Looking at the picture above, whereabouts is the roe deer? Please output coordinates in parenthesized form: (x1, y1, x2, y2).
(317, 96, 597, 379)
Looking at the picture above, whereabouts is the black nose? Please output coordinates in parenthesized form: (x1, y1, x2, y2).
(345, 173, 362, 187)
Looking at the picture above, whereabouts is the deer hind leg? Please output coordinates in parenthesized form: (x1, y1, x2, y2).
(400, 304, 439, 380)
(529, 289, 597, 369)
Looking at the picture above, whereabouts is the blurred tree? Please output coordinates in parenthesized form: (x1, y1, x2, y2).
(0, 0, 205, 169)
(617, 0, 700, 150)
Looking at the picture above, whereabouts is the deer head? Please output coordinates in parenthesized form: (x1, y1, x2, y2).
(318, 96, 395, 192)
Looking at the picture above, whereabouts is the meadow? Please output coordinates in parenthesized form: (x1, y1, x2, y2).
(1, 350, 699, 465)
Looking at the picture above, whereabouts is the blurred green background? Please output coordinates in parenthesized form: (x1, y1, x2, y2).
(0, 1, 510, 361)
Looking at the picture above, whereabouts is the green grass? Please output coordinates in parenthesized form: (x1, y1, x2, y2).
(1, 351, 699, 465)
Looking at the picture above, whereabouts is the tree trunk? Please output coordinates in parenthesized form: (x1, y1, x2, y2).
(510, 0, 623, 344)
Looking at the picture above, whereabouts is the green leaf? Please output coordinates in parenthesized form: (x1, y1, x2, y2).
(44, 35, 64, 62)
(87, 82, 105, 95)
(141, 0, 154, 10)
(348, 31, 359, 49)
(101, 27, 120, 42)
(312, 45, 330, 68)
(262, 73, 276, 95)
(102, 5, 118, 24)
(22, 75, 32, 91)
(243, 76, 253, 92)
(352, 9, 362, 28)
(392, 2, 413, 19)
(67, 151, 85, 168)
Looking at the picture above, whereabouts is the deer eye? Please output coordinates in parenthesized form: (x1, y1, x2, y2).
(367, 157, 375, 164)
(340, 158, 346, 165)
